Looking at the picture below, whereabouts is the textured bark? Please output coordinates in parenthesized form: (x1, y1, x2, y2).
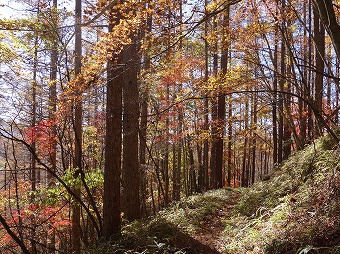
(122, 40, 141, 221)
(103, 11, 122, 240)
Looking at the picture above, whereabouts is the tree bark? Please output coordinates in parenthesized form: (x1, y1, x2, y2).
(72, 0, 82, 252)
(122, 40, 141, 220)
(313, 0, 340, 61)
(313, 5, 325, 137)
(103, 10, 122, 240)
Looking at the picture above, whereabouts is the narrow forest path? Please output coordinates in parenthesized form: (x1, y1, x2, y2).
(193, 194, 240, 253)
(172, 189, 242, 254)
(192, 190, 241, 253)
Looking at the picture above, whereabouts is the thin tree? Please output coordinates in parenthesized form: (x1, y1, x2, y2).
(72, 0, 82, 252)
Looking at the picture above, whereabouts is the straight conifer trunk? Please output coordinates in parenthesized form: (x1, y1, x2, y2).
(122, 39, 141, 220)
(313, 5, 325, 137)
(103, 9, 122, 240)
(72, 0, 82, 252)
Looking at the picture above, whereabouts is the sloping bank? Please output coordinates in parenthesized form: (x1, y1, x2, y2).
(88, 135, 340, 254)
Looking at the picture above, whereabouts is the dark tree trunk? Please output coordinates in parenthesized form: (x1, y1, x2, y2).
(313, 0, 340, 61)
(122, 40, 141, 221)
(30, 25, 38, 254)
(72, 0, 82, 252)
(241, 95, 249, 187)
(251, 92, 257, 185)
(227, 97, 232, 186)
(272, 27, 278, 164)
(210, 19, 218, 188)
(103, 11, 122, 240)
(313, 5, 325, 137)
(278, 2, 285, 164)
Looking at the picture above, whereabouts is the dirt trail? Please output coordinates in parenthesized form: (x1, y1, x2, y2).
(193, 190, 241, 253)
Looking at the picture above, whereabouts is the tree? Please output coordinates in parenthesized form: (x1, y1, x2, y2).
(313, 0, 340, 61)
(122, 32, 141, 221)
(103, 4, 123, 240)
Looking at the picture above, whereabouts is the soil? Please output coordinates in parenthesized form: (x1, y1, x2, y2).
(172, 190, 241, 254)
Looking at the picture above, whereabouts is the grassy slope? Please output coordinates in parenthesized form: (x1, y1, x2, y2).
(224, 135, 340, 253)
(90, 135, 340, 253)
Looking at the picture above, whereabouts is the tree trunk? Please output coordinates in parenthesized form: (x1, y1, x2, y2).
(272, 23, 278, 164)
(210, 18, 218, 189)
(278, 0, 285, 163)
(103, 10, 122, 240)
(313, 5, 325, 137)
(202, 0, 209, 192)
(251, 92, 257, 185)
(241, 95, 249, 187)
(227, 97, 232, 186)
(139, 6, 152, 215)
(47, 1, 58, 252)
(313, 0, 340, 61)
(72, 0, 82, 252)
(30, 25, 38, 254)
(122, 39, 141, 221)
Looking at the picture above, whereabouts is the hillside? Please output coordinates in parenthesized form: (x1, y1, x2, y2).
(90, 135, 340, 254)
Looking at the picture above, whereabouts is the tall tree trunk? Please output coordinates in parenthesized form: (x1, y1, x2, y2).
(313, 0, 340, 61)
(272, 20, 278, 164)
(30, 26, 38, 254)
(202, 0, 209, 191)
(299, 0, 309, 146)
(173, 0, 184, 199)
(241, 95, 249, 187)
(308, 0, 314, 140)
(122, 38, 141, 221)
(210, 17, 218, 189)
(165, 84, 171, 202)
(72, 0, 82, 252)
(103, 9, 122, 240)
(251, 92, 257, 185)
(215, 6, 229, 188)
(47, 1, 58, 252)
(278, 0, 286, 164)
(227, 97, 232, 186)
(139, 7, 152, 214)
(313, 5, 325, 137)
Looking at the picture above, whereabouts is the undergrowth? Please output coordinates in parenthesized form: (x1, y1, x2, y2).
(224, 135, 340, 253)
(89, 135, 340, 253)
(88, 188, 238, 253)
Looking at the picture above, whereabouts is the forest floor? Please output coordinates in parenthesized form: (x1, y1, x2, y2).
(91, 134, 340, 254)
(179, 190, 241, 253)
